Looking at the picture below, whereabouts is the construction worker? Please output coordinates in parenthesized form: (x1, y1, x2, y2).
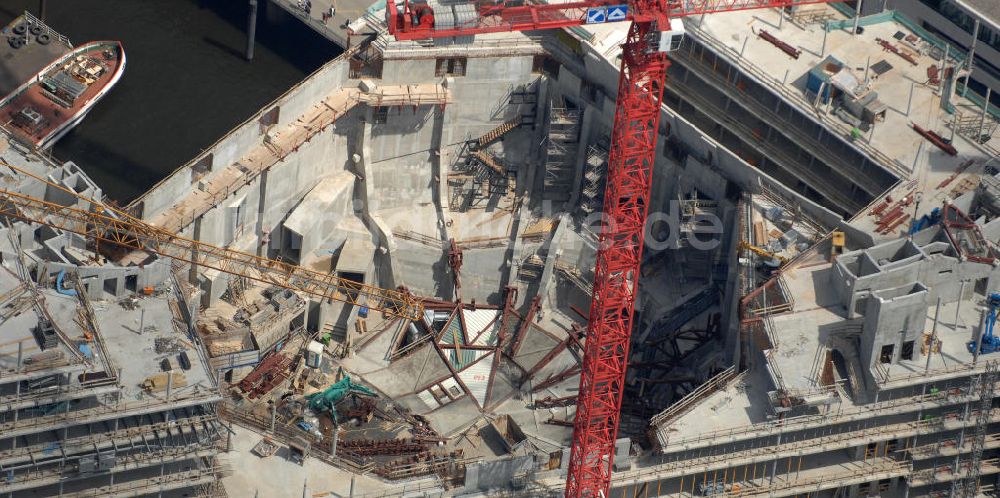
(323, 2, 335, 24)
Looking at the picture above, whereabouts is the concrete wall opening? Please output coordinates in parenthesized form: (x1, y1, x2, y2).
(879, 344, 894, 363)
(125, 275, 137, 293)
(435, 57, 467, 77)
(259, 106, 279, 133)
(901, 340, 914, 361)
(191, 154, 213, 184)
(532, 55, 559, 77)
(103, 277, 117, 296)
(337, 271, 364, 285)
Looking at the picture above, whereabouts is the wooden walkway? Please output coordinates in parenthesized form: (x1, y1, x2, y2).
(146, 83, 449, 237)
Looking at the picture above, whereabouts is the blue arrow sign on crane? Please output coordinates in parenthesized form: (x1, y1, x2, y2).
(606, 5, 628, 22)
(586, 7, 607, 23)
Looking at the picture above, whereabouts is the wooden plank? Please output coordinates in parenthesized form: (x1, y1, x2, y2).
(753, 221, 766, 245)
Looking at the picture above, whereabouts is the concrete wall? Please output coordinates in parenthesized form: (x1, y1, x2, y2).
(29, 232, 172, 301)
(364, 56, 539, 300)
(542, 34, 872, 247)
(132, 55, 352, 222)
(859, 281, 929, 371)
(831, 227, 998, 319)
(362, 57, 537, 217)
(125, 54, 358, 305)
(283, 172, 359, 261)
(463, 454, 537, 491)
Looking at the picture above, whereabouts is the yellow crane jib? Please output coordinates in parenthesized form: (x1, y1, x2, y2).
(738, 240, 788, 265)
(0, 185, 423, 322)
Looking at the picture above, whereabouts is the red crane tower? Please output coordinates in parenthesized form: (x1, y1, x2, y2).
(385, 0, 840, 495)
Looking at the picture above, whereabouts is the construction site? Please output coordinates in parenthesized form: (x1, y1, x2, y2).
(2, 0, 1000, 496)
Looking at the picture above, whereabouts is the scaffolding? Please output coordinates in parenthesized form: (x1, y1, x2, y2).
(542, 100, 581, 202)
(578, 142, 608, 216)
(960, 360, 999, 498)
(0, 413, 219, 468)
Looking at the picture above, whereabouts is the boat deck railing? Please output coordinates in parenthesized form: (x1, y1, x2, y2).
(19, 11, 72, 49)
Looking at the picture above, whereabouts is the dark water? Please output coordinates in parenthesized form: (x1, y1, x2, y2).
(0, 0, 342, 203)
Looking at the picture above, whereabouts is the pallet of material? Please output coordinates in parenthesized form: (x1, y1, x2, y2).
(205, 332, 251, 356)
(252, 437, 279, 458)
(141, 372, 187, 392)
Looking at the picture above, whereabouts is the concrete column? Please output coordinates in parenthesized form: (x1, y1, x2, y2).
(906, 82, 915, 116)
(955, 280, 967, 327)
(188, 217, 203, 286)
(565, 104, 595, 209)
(853, 0, 863, 36)
(331, 424, 338, 457)
(246, 0, 259, 61)
(255, 169, 269, 257)
(38, 0, 46, 21)
(769, 431, 783, 485)
(968, 19, 980, 71)
(939, 45, 950, 93)
(963, 19, 980, 97)
(928, 299, 941, 371)
(974, 307, 987, 364)
(270, 404, 277, 432)
(979, 87, 992, 140)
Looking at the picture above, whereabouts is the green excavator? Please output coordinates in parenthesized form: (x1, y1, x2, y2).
(305, 374, 376, 423)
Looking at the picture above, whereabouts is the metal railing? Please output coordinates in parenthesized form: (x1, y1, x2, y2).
(649, 366, 738, 429)
(658, 384, 993, 451)
(684, 22, 909, 180)
(21, 11, 72, 48)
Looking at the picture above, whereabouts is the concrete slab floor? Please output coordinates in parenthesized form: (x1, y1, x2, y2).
(222, 422, 440, 498)
(663, 359, 777, 441)
(89, 290, 215, 400)
(696, 6, 994, 226)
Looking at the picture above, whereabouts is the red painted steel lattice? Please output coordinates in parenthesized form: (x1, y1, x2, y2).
(565, 21, 668, 497)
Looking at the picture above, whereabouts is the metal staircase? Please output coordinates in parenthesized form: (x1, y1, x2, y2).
(470, 150, 505, 176)
(475, 116, 522, 148)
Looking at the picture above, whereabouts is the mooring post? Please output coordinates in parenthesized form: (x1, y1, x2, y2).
(247, 0, 258, 61)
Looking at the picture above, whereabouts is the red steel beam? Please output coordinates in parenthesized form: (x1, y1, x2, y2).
(524, 325, 585, 380)
(508, 295, 541, 357)
(387, 0, 838, 40)
(532, 366, 582, 393)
